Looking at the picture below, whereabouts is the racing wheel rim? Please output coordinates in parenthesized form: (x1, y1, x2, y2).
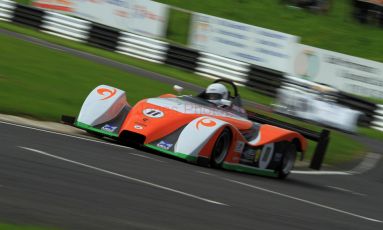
(212, 128, 231, 167)
(281, 144, 297, 175)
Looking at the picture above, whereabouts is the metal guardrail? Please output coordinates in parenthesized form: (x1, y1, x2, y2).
(87, 23, 120, 51)
(117, 32, 168, 63)
(42, 11, 90, 42)
(164, 44, 200, 71)
(12, 3, 45, 28)
(195, 52, 250, 84)
(0, 0, 14, 21)
(372, 104, 383, 131)
(247, 65, 284, 97)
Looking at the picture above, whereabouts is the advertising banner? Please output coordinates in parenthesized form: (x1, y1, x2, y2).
(189, 13, 299, 72)
(33, 0, 169, 37)
(292, 44, 383, 99)
(32, 0, 74, 12)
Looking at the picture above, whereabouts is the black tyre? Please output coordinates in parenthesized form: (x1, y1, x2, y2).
(278, 143, 297, 179)
(211, 128, 231, 168)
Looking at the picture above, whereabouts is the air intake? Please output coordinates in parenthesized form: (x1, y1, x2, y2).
(119, 131, 146, 145)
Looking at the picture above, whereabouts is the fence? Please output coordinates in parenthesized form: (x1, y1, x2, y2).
(117, 32, 168, 64)
(0, 0, 14, 21)
(42, 11, 90, 42)
(372, 105, 383, 131)
(195, 52, 250, 85)
(1, 0, 382, 132)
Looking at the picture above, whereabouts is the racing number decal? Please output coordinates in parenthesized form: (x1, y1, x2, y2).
(97, 88, 117, 100)
(196, 118, 216, 130)
(143, 109, 164, 118)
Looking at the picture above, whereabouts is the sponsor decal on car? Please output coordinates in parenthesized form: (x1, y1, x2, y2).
(254, 149, 261, 163)
(97, 87, 117, 100)
(143, 108, 164, 118)
(157, 140, 173, 150)
(101, 124, 118, 132)
(235, 141, 245, 153)
(196, 118, 216, 130)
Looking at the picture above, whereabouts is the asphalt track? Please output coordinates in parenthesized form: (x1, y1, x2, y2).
(1, 121, 383, 230)
(1, 28, 383, 229)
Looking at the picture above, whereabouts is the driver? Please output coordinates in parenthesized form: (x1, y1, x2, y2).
(204, 83, 229, 106)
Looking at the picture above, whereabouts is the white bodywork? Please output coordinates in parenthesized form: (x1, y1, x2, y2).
(146, 97, 247, 121)
(77, 85, 128, 126)
(174, 116, 228, 157)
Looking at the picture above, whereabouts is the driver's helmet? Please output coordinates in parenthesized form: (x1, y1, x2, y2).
(205, 83, 229, 105)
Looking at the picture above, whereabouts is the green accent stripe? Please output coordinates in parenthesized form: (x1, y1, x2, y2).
(75, 121, 119, 138)
(222, 162, 279, 177)
(145, 144, 197, 162)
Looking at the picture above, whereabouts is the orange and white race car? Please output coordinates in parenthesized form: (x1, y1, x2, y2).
(74, 80, 307, 179)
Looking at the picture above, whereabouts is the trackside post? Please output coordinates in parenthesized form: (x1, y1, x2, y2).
(309, 129, 330, 170)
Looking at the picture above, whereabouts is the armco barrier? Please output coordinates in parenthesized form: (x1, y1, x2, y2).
(371, 105, 383, 131)
(87, 23, 120, 51)
(195, 52, 250, 84)
(41, 11, 90, 42)
(247, 65, 284, 97)
(336, 92, 378, 126)
(116, 32, 168, 64)
(165, 44, 200, 71)
(12, 3, 44, 28)
(0, 0, 14, 21)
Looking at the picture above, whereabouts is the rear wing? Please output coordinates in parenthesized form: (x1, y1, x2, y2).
(247, 111, 330, 170)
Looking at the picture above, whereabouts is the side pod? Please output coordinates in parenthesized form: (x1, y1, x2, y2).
(76, 85, 130, 131)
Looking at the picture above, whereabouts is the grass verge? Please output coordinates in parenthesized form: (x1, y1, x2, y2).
(0, 223, 57, 230)
(0, 34, 179, 120)
(0, 21, 274, 106)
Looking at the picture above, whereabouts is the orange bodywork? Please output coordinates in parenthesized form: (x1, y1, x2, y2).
(118, 98, 307, 162)
(119, 99, 253, 144)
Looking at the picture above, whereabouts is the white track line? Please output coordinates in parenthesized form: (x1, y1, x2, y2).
(293, 152, 382, 176)
(196, 171, 214, 176)
(326, 186, 366, 197)
(292, 171, 351, 175)
(347, 153, 382, 174)
(18, 146, 227, 206)
(226, 179, 382, 223)
(0, 121, 164, 163)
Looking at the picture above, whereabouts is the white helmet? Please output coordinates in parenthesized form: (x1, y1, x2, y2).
(205, 83, 229, 105)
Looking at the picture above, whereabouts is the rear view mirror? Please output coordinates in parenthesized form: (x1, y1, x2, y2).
(173, 85, 184, 94)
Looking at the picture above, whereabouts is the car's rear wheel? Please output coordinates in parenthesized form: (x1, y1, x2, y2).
(278, 143, 297, 179)
(211, 128, 231, 168)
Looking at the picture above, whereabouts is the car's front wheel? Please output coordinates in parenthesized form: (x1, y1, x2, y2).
(211, 128, 231, 168)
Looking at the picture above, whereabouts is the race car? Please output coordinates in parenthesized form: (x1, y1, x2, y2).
(74, 79, 307, 179)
